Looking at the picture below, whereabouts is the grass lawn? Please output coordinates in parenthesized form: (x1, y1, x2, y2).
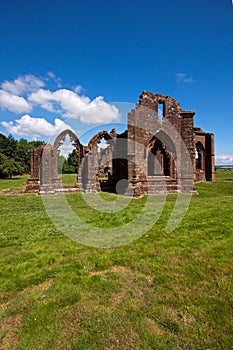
(61, 173, 77, 186)
(0, 173, 77, 193)
(0, 173, 232, 349)
(0, 175, 29, 192)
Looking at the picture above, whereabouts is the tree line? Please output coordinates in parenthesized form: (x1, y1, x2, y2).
(0, 133, 43, 178)
(0, 133, 77, 178)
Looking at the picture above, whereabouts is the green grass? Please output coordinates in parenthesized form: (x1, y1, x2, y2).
(0, 174, 232, 349)
(0, 174, 78, 191)
(61, 173, 77, 186)
(0, 175, 29, 192)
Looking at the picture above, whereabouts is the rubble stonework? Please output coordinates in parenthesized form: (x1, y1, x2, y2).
(26, 91, 215, 195)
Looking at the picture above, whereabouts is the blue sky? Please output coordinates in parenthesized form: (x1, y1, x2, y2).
(0, 0, 232, 164)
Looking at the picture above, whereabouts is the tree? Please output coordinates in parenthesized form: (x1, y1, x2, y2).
(0, 134, 44, 176)
(67, 149, 78, 173)
(58, 155, 66, 174)
(0, 153, 24, 178)
(15, 138, 31, 173)
(4, 134, 18, 158)
(28, 140, 44, 149)
(57, 151, 78, 174)
(0, 133, 8, 154)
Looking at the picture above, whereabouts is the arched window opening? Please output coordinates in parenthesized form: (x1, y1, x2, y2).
(195, 142, 205, 171)
(195, 148, 201, 170)
(158, 101, 165, 120)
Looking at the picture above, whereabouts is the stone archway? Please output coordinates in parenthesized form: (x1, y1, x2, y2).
(146, 130, 177, 179)
(79, 130, 116, 193)
(87, 130, 114, 151)
(54, 129, 83, 171)
(144, 134, 177, 194)
(26, 129, 83, 193)
(147, 137, 172, 177)
(54, 129, 79, 148)
(53, 129, 84, 190)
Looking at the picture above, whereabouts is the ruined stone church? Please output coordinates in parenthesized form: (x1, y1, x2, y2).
(26, 91, 215, 196)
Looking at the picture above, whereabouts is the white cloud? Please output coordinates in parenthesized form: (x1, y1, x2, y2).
(59, 141, 75, 158)
(176, 73, 195, 83)
(80, 96, 120, 124)
(74, 85, 83, 94)
(28, 89, 57, 113)
(0, 90, 32, 113)
(46, 71, 62, 88)
(47, 71, 56, 79)
(215, 154, 233, 165)
(28, 88, 121, 124)
(0, 73, 120, 124)
(1, 74, 44, 95)
(1, 115, 71, 139)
